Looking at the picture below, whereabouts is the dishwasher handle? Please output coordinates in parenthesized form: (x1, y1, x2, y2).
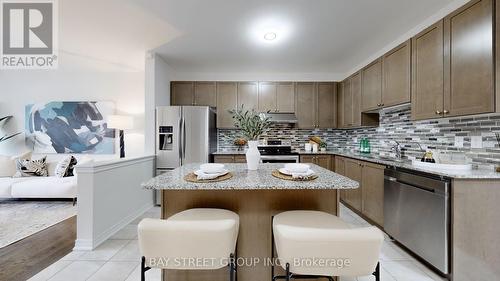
(384, 175, 447, 195)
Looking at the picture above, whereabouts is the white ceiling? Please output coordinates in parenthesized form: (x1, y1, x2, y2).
(137, 0, 465, 79)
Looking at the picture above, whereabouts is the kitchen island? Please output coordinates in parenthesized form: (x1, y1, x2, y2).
(142, 163, 358, 281)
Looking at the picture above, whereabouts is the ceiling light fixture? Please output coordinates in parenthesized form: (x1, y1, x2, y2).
(264, 32, 277, 41)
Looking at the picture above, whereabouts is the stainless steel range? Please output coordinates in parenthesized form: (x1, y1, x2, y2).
(258, 140, 299, 163)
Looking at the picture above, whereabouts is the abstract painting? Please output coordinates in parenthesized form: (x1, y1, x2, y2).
(25, 101, 115, 154)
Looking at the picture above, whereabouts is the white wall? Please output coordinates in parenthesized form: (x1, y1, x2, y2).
(0, 54, 146, 159)
(144, 53, 176, 154)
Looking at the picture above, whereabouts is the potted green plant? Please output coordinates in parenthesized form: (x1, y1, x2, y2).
(319, 142, 327, 152)
(0, 116, 20, 144)
(229, 106, 271, 170)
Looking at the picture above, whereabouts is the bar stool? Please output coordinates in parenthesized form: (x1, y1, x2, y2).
(272, 210, 383, 281)
(138, 208, 239, 281)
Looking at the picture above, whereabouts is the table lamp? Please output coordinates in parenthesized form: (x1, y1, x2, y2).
(107, 115, 133, 158)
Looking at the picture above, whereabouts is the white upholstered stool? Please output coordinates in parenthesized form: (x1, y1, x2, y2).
(272, 210, 384, 281)
(138, 208, 239, 281)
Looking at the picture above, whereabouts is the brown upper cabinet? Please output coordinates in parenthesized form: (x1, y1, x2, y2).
(361, 41, 411, 113)
(171, 81, 216, 107)
(296, 82, 337, 129)
(216, 82, 238, 128)
(342, 72, 362, 127)
(412, 0, 494, 120)
(382, 40, 411, 108)
(412, 21, 446, 120)
(171, 82, 194, 106)
(277, 82, 296, 113)
(361, 59, 383, 112)
(444, 0, 494, 117)
(194, 82, 217, 107)
(337, 82, 345, 128)
(258, 82, 296, 113)
(237, 82, 258, 111)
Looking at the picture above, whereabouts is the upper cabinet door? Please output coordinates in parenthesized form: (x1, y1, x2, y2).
(194, 82, 217, 107)
(343, 78, 353, 128)
(216, 82, 238, 128)
(382, 40, 411, 107)
(444, 0, 494, 117)
(361, 59, 383, 112)
(337, 82, 345, 128)
(258, 82, 277, 112)
(296, 82, 316, 129)
(276, 82, 295, 113)
(238, 82, 258, 111)
(350, 72, 362, 127)
(317, 82, 337, 128)
(171, 82, 194, 106)
(412, 21, 445, 120)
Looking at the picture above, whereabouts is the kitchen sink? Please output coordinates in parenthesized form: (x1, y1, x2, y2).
(411, 160, 472, 171)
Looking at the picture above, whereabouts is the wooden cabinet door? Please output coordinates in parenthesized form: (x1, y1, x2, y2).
(214, 155, 234, 163)
(412, 21, 445, 120)
(300, 155, 315, 164)
(350, 73, 362, 127)
(444, 0, 494, 117)
(277, 82, 295, 113)
(234, 155, 247, 163)
(258, 82, 277, 112)
(335, 157, 347, 202)
(194, 82, 217, 107)
(337, 82, 345, 128)
(296, 83, 317, 129)
(315, 155, 331, 170)
(344, 158, 362, 211)
(361, 59, 383, 111)
(361, 162, 385, 225)
(317, 83, 337, 128)
(216, 82, 238, 128)
(343, 79, 353, 128)
(171, 82, 194, 105)
(238, 82, 258, 111)
(382, 40, 411, 107)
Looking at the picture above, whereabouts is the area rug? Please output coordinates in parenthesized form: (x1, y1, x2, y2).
(0, 200, 76, 248)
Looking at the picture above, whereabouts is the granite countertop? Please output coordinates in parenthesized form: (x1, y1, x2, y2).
(212, 149, 500, 179)
(142, 163, 359, 190)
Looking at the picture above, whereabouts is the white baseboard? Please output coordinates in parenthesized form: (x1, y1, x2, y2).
(73, 202, 153, 251)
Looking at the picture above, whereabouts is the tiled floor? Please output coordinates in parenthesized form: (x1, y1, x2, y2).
(28, 205, 446, 281)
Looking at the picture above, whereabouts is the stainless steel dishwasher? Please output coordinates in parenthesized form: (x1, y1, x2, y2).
(384, 167, 450, 275)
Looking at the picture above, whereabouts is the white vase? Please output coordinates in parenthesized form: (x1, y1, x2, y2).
(246, 140, 261, 170)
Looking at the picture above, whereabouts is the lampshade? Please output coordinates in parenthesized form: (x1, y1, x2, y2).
(107, 115, 133, 130)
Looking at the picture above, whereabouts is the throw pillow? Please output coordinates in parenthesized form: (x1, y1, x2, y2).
(54, 156, 78, 177)
(0, 151, 32, 177)
(14, 156, 49, 177)
(0, 155, 15, 177)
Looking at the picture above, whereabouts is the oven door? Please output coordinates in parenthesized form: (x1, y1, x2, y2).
(260, 155, 299, 163)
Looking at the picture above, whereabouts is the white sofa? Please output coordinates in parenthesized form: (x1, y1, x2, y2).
(0, 156, 89, 201)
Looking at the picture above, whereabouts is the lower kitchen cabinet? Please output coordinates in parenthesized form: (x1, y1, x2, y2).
(213, 155, 236, 163)
(339, 157, 385, 226)
(344, 158, 363, 211)
(300, 155, 332, 170)
(361, 162, 385, 225)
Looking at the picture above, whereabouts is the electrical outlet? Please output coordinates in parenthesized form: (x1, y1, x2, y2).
(455, 136, 464, 148)
(471, 136, 483, 149)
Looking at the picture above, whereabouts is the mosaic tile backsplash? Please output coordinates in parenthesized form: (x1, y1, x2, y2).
(218, 104, 500, 166)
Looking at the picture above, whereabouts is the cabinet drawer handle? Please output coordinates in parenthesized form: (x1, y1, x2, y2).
(435, 110, 442, 115)
(443, 110, 449, 114)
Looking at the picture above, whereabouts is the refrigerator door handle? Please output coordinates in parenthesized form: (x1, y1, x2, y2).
(182, 117, 187, 162)
(178, 116, 183, 165)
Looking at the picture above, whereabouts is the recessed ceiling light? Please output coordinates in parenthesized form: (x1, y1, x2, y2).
(264, 32, 277, 41)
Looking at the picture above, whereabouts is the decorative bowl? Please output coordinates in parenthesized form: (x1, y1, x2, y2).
(200, 163, 226, 174)
(284, 163, 310, 173)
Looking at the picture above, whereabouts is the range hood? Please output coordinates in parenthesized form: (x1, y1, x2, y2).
(263, 112, 298, 123)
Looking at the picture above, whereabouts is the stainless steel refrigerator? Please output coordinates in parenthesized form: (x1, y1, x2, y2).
(155, 106, 217, 205)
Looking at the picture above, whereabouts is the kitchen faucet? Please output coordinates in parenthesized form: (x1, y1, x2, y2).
(391, 140, 402, 159)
